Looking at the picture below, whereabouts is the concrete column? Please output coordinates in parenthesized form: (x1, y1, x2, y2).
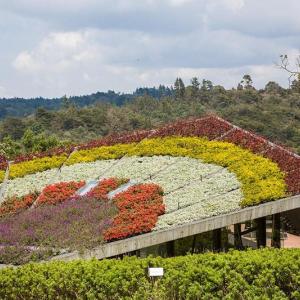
(255, 217, 266, 248)
(212, 229, 222, 251)
(271, 213, 281, 248)
(166, 240, 175, 257)
(234, 224, 243, 249)
(191, 235, 197, 254)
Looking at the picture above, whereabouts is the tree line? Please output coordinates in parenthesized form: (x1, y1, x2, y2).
(1, 73, 300, 158)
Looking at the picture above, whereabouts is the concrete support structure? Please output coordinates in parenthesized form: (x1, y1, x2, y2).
(166, 240, 175, 257)
(191, 235, 197, 254)
(271, 213, 281, 248)
(234, 224, 243, 250)
(52, 195, 300, 262)
(212, 229, 222, 251)
(255, 217, 266, 248)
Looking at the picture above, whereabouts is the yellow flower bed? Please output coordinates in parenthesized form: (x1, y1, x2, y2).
(9, 137, 287, 207)
(0, 170, 5, 183)
(66, 144, 132, 165)
(9, 155, 67, 180)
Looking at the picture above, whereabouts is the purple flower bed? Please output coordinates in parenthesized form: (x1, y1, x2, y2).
(0, 197, 117, 265)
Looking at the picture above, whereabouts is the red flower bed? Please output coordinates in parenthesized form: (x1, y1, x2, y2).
(104, 184, 165, 241)
(36, 181, 85, 206)
(285, 169, 300, 194)
(0, 193, 39, 216)
(86, 178, 129, 200)
(220, 128, 269, 154)
(263, 147, 300, 173)
(0, 155, 8, 171)
(78, 131, 151, 151)
(151, 116, 232, 140)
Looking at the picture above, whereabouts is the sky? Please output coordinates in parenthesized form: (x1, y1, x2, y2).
(0, 0, 300, 98)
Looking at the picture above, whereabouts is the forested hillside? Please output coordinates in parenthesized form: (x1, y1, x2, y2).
(0, 86, 173, 120)
(0, 76, 300, 158)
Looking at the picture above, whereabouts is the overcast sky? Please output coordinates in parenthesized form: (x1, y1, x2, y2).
(1, 0, 300, 98)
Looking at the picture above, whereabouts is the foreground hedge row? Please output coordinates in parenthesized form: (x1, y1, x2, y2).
(0, 249, 299, 299)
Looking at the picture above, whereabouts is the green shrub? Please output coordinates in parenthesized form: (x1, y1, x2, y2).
(0, 248, 299, 299)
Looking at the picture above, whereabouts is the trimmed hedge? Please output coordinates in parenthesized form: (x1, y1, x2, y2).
(0, 249, 299, 299)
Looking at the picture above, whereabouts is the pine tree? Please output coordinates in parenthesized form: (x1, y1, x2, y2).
(190, 77, 200, 98)
(174, 78, 185, 99)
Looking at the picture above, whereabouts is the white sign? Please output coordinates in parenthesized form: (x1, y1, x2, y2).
(148, 267, 164, 277)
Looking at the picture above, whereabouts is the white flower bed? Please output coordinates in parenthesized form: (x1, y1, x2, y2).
(144, 159, 222, 193)
(157, 169, 241, 212)
(5, 168, 59, 198)
(155, 189, 242, 230)
(3, 155, 243, 229)
(4, 156, 177, 197)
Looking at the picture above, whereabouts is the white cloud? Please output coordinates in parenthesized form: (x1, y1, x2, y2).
(167, 0, 194, 7)
(0, 86, 8, 98)
(1, 0, 300, 97)
(222, 0, 245, 11)
(13, 31, 99, 73)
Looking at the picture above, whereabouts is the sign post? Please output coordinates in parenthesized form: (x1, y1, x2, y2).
(148, 267, 164, 289)
(148, 267, 164, 277)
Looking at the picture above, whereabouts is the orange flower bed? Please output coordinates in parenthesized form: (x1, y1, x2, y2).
(87, 178, 129, 201)
(0, 193, 39, 216)
(36, 181, 85, 206)
(104, 184, 165, 241)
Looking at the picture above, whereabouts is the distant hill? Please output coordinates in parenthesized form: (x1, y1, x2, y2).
(0, 86, 173, 119)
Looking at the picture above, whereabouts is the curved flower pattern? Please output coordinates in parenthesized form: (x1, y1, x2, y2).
(2, 156, 245, 230)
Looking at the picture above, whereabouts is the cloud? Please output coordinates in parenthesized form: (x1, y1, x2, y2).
(0, 86, 9, 98)
(13, 31, 100, 73)
(1, 0, 300, 97)
(205, 0, 300, 38)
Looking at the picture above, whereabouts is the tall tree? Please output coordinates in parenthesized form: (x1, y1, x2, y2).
(240, 74, 253, 89)
(201, 79, 213, 92)
(199, 79, 213, 103)
(174, 78, 185, 99)
(277, 54, 300, 88)
(190, 77, 200, 99)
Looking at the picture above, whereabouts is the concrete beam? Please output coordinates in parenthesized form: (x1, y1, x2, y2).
(52, 195, 300, 261)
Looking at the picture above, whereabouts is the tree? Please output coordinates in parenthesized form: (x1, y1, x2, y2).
(198, 79, 213, 103)
(1, 117, 25, 140)
(35, 107, 53, 129)
(240, 74, 254, 90)
(174, 78, 185, 99)
(291, 74, 300, 93)
(22, 129, 35, 152)
(237, 82, 243, 90)
(277, 54, 300, 90)
(264, 81, 282, 94)
(62, 95, 73, 109)
(22, 129, 60, 153)
(190, 77, 200, 98)
(200, 79, 213, 92)
(0, 136, 21, 158)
